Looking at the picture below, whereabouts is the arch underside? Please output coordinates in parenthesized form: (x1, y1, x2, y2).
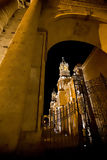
(41, 16, 101, 52)
(39, 1, 107, 53)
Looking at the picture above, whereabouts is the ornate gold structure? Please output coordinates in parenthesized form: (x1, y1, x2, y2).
(48, 58, 94, 146)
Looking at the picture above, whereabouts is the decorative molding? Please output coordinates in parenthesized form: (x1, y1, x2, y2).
(49, 0, 107, 23)
(37, 28, 48, 62)
(35, 28, 48, 130)
(57, 0, 107, 10)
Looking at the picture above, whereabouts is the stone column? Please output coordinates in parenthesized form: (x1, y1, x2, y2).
(0, 0, 41, 152)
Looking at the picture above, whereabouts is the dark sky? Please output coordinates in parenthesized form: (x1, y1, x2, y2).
(44, 41, 94, 115)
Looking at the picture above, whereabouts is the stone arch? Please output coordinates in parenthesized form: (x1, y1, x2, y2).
(39, 3, 107, 53)
(51, 14, 107, 53)
(22, 3, 107, 136)
(46, 19, 100, 50)
(36, 9, 107, 132)
(44, 15, 106, 53)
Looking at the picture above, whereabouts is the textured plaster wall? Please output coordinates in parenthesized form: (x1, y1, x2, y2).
(46, 18, 101, 50)
(0, 0, 18, 33)
(37, 5, 107, 132)
(39, 1, 107, 53)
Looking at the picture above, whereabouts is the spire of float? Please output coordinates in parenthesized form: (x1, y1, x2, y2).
(59, 57, 70, 77)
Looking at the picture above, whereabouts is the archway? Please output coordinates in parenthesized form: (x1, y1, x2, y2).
(42, 40, 107, 147)
(36, 4, 107, 135)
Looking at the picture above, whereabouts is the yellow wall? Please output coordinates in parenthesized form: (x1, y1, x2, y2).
(82, 48, 107, 81)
